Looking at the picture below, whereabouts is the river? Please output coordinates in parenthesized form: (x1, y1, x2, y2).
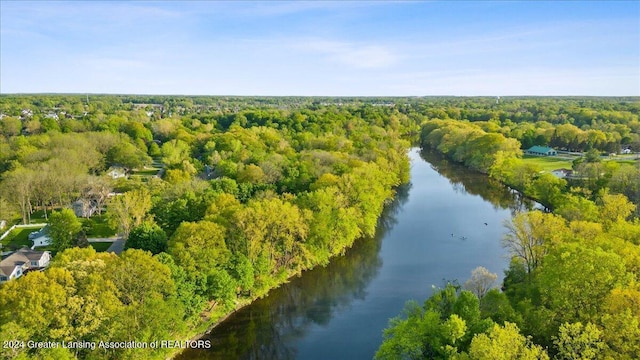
(177, 148, 537, 360)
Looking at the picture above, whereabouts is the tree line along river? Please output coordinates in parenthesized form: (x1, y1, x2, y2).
(177, 148, 537, 360)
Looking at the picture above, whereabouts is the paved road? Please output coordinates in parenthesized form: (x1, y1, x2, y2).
(87, 237, 120, 243)
(87, 237, 124, 255)
(106, 239, 125, 255)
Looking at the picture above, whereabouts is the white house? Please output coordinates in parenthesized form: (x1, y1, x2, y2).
(551, 168, 573, 179)
(28, 225, 51, 247)
(0, 248, 51, 283)
(621, 148, 632, 154)
(107, 166, 127, 179)
(44, 112, 59, 120)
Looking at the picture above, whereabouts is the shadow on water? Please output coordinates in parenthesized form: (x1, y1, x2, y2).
(177, 184, 411, 360)
(419, 149, 537, 215)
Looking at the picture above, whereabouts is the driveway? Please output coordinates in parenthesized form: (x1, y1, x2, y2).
(87, 236, 120, 243)
(106, 238, 125, 255)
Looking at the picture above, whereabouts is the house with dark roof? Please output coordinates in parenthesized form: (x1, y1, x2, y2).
(28, 225, 51, 247)
(0, 248, 51, 283)
(526, 146, 557, 156)
(72, 199, 99, 218)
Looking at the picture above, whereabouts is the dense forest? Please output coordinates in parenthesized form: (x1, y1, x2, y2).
(0, 95, 638, 359)
(377, 98, 640, 359)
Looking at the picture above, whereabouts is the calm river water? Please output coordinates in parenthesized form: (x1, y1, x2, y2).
(178, 148, 536, 360)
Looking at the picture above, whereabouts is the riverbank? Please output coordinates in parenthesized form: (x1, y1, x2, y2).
(168, 256, 344, 359)
(181, 264, 304, 338)
(169, 186, 409, 359)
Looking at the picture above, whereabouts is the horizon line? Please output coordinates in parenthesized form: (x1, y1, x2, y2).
(1, 93, 639, 98)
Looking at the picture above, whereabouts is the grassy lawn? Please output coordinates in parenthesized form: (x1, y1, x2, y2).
(1, 226, 43, 250)
(129, 175, 152, 182)
(90, 242, 113, 252)
(83, 215, 117, 238)
(132, 167, 161, 176)
(28, 210, 50, 223)
(522, 155, 574, 172)
(523, 154, 638, 172)
(610, 159, 638, 166)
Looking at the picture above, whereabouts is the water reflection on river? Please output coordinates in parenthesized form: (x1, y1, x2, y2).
(177, 149, 536, 360)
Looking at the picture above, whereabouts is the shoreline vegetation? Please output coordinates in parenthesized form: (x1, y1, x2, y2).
(374, 116, 640, 359)
(171, 182, 401, 358)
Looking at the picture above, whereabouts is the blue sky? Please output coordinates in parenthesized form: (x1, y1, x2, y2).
(1, 1, 638, 96)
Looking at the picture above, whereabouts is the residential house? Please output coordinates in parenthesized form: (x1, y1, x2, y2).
(0, 248, 51, 283)
(621, 148, 632, 154)
(72, 199, 99, 218)
(526, 146, 558, 156)
(44, 112, 59, 120)
(551, 168, 573, 179)
(28, 225, 51, 247)
(107, 166, 128, 179)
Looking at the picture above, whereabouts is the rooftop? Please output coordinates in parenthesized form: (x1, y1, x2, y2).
(527, 146, 556, 153)
(0, 248, 49, 276)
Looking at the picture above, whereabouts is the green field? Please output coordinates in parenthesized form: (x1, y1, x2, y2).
(522, 155, 574, 172)
(82, 215, 117, 238)
(27, 210, 52, 223)
(1, 226, 43, 250)
(613, 159, 638, 165)
(522, 154, 638, 172)
(132, 166, 162, 176)
(90, 242, 113, 252)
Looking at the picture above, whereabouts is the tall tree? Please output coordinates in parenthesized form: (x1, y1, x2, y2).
(502, 211, 566, 274)
(48, 208, 82, 252)
(79, 176, 112, 216)
(537, 244, 629, 326)
(106, 139, 151, 169)
(168, 221, 230, 274)
(597, 191, 636, 227)
(125, 221, 167, 255)
(235, 198, 310, 274)
(468, 322, 549, 360)
(553, 322, 605, 360)
(464, 266, 498, 300)
(1, 167, 35, 224)
(107, 188, 151, 239)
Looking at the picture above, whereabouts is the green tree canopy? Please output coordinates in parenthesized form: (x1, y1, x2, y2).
(468, 322, 549, 360)
(48, 208, 82, 253)
(125, 221, 168, 254)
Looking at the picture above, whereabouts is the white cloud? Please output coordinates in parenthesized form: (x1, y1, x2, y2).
(214, 1, 398, 18)
(298, 40, 400, 69)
